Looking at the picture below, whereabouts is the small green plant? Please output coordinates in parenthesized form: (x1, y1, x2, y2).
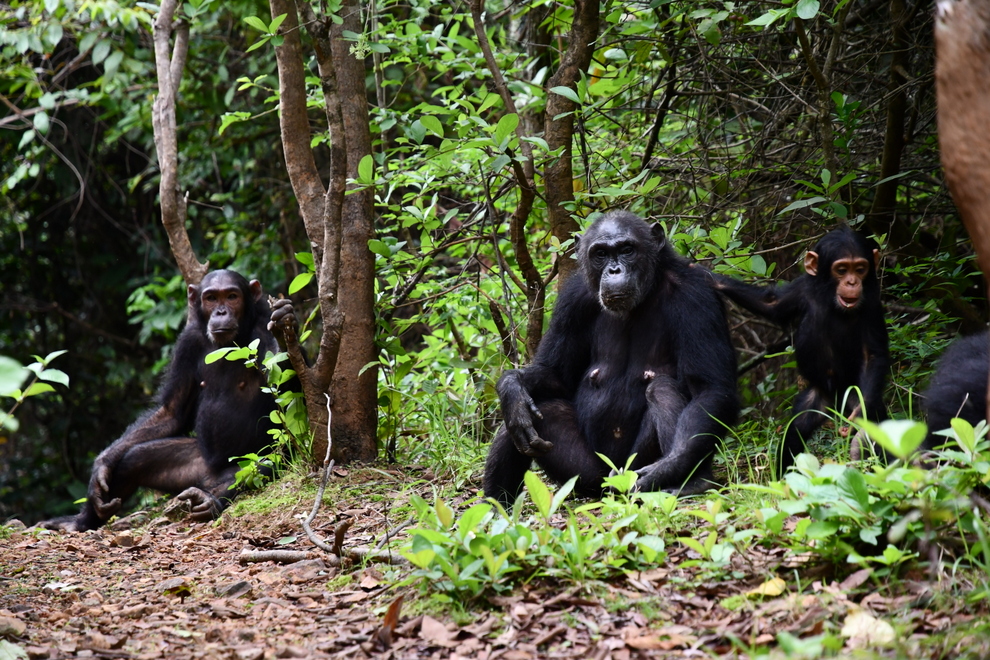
(0, 350, 69, 432)
(743, 417, 990, 576)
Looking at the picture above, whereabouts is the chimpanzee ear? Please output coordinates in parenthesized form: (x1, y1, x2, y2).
(804, 251, 819, 276)
(650, 222, 666, 249)
(872, 248, 880, 271)
(249, 280, 264, 302)
(187, 284, 199, 306)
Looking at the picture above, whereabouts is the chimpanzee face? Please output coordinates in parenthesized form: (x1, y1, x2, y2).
(188, 271, 262, 346)
(579, 214, 663, 315)
(804, 249, 878, 312)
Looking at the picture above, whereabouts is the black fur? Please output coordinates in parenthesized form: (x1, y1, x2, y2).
(712, 227, 889, 474)
(484, 211, 739, 506)
(923, 331, 988, 447)
(40, 269, 281, 531)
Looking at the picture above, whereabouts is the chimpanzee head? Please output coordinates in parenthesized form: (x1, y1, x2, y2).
(804, 227, 880, 313)
(578, 211, 666, 315)
(188, 269, 264, 346)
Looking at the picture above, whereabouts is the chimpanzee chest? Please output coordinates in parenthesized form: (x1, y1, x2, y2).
(574, 310, 671, 447)
(794, 319, 864, 395)
(194, 361, 277, 464)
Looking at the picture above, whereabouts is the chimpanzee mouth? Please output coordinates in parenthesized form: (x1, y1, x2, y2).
(838, 296, 860, 309)
(600, 294, 633, 313)
(208, 327, 239, 345)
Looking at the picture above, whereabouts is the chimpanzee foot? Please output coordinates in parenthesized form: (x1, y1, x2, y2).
(662, 473, 717, 497)
(176, 487, 224, 522)
(35, 515, 94, 533)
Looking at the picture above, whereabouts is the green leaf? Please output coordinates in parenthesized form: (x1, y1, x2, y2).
(858, 419, 927, 460)
(549, 86, 580, 104)
(268, 13, 287, 33)
(205, 347, 235, 364)
(420, 115, 444, 138)
(38, 369, 69, 387)
(92, 39, 111, 65)
(243, 15, 269, 32)
(288, 272, 313, 295)
(368, 239, 392, 258)
(357, 154, 374, 183)
(951, 417, 977, 454)
(777, 196, 826, 215)
(295, 252, 315, 269)
(493, 113, 519, 148)
(42, 349, 67, 364)
(524, 471, 552, 519)
(436, 498, 454, 528)
(218, 111, 251, 136)
(796, 0, 820, 19)
(745, 8, 789, 27)
(805, 520, 839, 539)
(18, 130, 35, 149)
(246, 36, 271, 53)
(0, 357, 28, 397)
(23, 382, 56, 397)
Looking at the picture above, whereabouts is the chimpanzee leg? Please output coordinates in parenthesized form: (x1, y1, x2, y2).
(629, 375, 686, 470)
(42, 437, 208, 532)
(779, 388, 827, 476)
(484, 400, 610, 507)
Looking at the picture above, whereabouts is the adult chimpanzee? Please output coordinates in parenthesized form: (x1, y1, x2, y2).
(41, 269, 284, 532)
(483, 211, 739, 507)
(710, 227, 889, 474)
(923, 332, 988, 447)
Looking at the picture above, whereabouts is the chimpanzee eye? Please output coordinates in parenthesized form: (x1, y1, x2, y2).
(594, 248, 608, 260)
(620, 245, 635, 256)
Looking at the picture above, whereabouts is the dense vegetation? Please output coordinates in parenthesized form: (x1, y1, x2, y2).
(1, 0, 986, 577)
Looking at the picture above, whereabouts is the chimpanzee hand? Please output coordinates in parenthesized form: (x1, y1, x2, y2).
(267, 297, 297, 333)
(501, 377, 553, 458)
(88, 458, 122, 520)
(176, 487, 223, 521)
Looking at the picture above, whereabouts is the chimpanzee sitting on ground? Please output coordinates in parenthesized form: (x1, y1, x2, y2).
(709, 227, 890, 474)
(484, 211, 739, 507)
(923, 331, 988, 448)
(41, 269, 289, 532)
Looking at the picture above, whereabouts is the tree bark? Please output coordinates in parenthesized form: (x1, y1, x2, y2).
(269, 0, 373, 463)
(151, 0, 208, 285)
(544, 0, 600, 283)
(869, 0, 910, 233)
(328, 0, 378, 462)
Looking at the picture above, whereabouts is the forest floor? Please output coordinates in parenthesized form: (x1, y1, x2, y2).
(3, 466, 990, 659)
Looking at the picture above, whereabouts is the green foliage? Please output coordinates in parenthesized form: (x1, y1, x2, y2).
(739, 417, 990, 576)
(0, 350, 68, 433)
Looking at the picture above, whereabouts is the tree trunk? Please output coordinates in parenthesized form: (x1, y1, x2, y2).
(150, 0, 207, 286)
(869, 0, 910, 235)
(544, 0, 600, 284)
(329, 0, 378, 462)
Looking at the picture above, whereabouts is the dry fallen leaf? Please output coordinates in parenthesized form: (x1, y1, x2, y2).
(841, 610, 895, 648)
(744, 577, 787, 598)
(420, 615, 452, 644)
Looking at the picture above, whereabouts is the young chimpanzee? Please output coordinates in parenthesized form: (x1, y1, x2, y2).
(922, 332, 988, 447)
(41, 269, 284, 531)
(710, 227, 889, 474)
(484, 211, 739, 507)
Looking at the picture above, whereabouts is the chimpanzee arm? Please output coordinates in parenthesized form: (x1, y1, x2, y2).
(497, 277, 596, 457)
(711, 272, 806, 327)
(635, 275, 739, 492)
(857, 310, 890, 420)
